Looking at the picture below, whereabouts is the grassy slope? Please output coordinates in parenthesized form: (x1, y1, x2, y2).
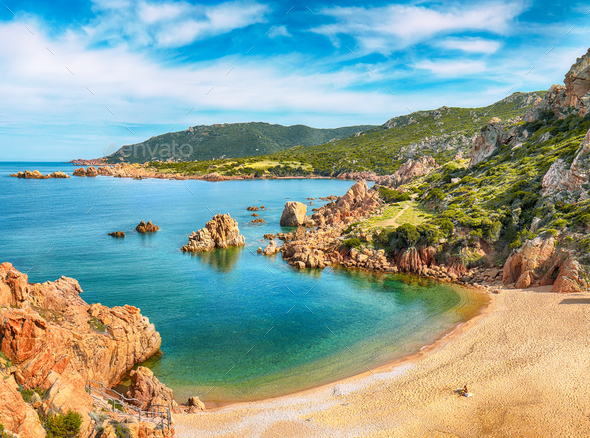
(107, 122, 375, 163)
(151, 91, 544, 177)
(353, 110, 590, 268)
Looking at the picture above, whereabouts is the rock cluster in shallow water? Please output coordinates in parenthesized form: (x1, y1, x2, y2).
(182, 213, 245, 252)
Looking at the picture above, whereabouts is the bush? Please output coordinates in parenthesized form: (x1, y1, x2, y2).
(426, 188, 444, 203)
(581, 235, 590, 253)
(436, 219, 454, 236)
(377, 187, 410, 203)
(44, 411, 82, 438)
(342, 238, 362, 250)
(19, 386, 46, 403)
(546, 228, 559, 237)
(417, 224, 443, 246)
(554, 219, 567, 228)
(393, 223, 420, 248)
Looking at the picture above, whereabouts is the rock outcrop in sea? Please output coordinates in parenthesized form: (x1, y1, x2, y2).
(181, 213, 245, 252)
(10, 170, 70, 179)
(280, 201, 307, 227)
(136, 221, 160, 233)
(0, 262, 168, 437)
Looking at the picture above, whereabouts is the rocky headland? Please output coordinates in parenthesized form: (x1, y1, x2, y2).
(181, 214, 245, 252)
(0, 262, 173, 438)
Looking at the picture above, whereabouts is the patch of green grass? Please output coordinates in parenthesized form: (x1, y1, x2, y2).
(87, 317, 106, 333)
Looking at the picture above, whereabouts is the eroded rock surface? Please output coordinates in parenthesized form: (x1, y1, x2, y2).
(469, 118, 514, 167)
(379, 156, 438, 188)
(0, 262, 165, 437)
(280, 201, 307, 227)
(182, 213, 245, 252)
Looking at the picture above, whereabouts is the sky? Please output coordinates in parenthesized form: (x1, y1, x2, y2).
(0, 0, 588, 161)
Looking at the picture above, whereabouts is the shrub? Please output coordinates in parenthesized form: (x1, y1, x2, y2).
(44, 411, 82, 438)
(581, 235, 590, 253)
(417, 224, 443, 246)
(554, 219, 567, 228)
(342, 238, 362, 250)
(377, 187, 410, 203)
(394, 223, 420, 248)
(437, 219, 454, 236)
(546, 228, 559, 237)
(19, 386, 46, 403)
(426, 188, 444, 202)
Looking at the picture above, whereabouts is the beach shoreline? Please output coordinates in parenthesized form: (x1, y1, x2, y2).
(183, 285, 493, 411)
(175, 287, 590, 437)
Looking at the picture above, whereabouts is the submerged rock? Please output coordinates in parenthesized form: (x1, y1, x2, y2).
(182, 213, 245, 252)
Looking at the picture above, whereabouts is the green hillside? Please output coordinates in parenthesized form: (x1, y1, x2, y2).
(151, 91, 544, 177)
(106, 122, 375, 163)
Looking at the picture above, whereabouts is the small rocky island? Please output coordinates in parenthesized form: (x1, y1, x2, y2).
(181, 213, 245, 252)
(10, 170, 70, 179)
(108, 231, 125, 238)
(136, 221, 160, 233)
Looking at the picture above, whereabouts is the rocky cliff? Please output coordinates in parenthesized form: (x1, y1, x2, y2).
(469, 118, 515, 167)
(0, 262, 166, 437)
(564, 48, 590, 117)
(181, 213, 245, 252)
(502, 237, 589, 292)
(379, 156, 438, 187)
(542, 128, 590, 202)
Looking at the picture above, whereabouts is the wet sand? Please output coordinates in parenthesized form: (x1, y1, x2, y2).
(175, 287, 590, 437)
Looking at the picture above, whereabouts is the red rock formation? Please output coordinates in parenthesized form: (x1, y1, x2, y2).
(182, 213, 245, 252)
(136, 220, 160, 233)
(0, 262, 165, 437)
(280, 201, 307, 226)
(312, 181, 381, 227)
(9, 170, 70, 179)
(564, 48, 590, 117)
(0, 374, 46, 437)
(378, 156, 438, 188)
(73, 167, 87, 176)
(126, 366, 177, 412)
(502, 238, 588, 292)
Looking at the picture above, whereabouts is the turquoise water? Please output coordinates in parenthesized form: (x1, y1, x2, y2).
(0, 162, 485, 403)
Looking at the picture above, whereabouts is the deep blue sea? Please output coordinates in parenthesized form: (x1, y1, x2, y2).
(0, 162, 484, 403)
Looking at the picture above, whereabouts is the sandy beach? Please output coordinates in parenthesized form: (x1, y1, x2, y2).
(175, 287, 590, 437)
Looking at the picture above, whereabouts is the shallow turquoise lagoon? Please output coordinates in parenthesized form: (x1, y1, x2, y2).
(0, 162, 485, 403)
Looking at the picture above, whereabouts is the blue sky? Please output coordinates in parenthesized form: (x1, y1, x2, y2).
(0, 0, 588, 161)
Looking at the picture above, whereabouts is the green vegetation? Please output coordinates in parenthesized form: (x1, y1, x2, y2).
(342, 238, 362, 249)
(43, 411, 82, 438)
(87, 317, 106, 333)
(19, 386, 46, 403)
(108, 122, 375, 163)
(148, 91, 543, 178)
(377, 187, 411, 203)
(0, 352, 11, 369)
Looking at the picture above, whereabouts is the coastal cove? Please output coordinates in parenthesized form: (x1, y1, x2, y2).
(1, 162, 487, 404)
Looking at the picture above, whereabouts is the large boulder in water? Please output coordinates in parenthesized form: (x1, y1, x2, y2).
(182, 213, 245, 252)
(136, 221, 159, 233)
(280, 201, 307, 227)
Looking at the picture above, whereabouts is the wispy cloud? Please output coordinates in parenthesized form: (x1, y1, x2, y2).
(413, 60, 488, 77)
(87, 0, 269, 48)
(316, 1, 527, 54)
(437, 37, 502, 54)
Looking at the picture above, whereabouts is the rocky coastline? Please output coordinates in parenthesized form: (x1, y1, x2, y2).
(0, 262, 175, 438)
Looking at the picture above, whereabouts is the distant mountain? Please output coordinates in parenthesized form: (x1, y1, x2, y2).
(105, 122, 376, 163)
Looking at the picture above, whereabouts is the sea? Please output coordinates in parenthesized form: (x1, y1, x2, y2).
(0, 162, 485, 403)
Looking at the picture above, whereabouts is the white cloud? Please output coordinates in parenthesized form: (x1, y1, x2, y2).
(88, 0, 269, 48)
(268, 25, 291, 38)
(438, 37, 502, 54)
(316, 2, 527, 54)
(413, 60, 488, 77)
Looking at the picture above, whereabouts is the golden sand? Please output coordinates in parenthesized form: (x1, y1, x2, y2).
(175, 287, 590, 437)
